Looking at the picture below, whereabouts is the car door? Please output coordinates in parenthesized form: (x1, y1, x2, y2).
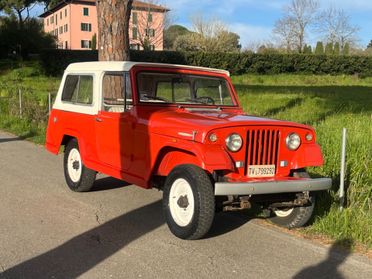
(95, 72, 134, 172)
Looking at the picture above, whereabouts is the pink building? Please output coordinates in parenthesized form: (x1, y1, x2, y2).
(39, 0, 169, 50)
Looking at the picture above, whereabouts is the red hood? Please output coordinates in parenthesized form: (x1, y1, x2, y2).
(148, 107, 312, 142)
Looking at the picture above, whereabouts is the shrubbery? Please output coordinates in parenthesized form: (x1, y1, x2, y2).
(39, 49, 372, 77)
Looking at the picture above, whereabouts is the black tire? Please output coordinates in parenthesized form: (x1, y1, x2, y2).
(163, 164, 215, 240)
(64, 139, 96, 192)
(269, 171, 315, 228)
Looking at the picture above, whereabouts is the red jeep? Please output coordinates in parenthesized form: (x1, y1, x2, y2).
(46, 62, 331, 239)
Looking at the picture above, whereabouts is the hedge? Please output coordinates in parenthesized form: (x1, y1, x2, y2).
(39, 49, 372, 76)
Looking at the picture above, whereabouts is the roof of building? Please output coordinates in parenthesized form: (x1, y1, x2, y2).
(65, 61, 230, 76)
(39, 0, 169, 18)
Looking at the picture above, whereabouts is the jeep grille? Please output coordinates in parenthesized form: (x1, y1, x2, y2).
(244, 128, 280, 175)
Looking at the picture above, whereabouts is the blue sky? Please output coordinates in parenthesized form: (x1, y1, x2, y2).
(31, 0, 372, 49)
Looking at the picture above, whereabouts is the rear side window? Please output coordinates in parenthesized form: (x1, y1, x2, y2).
(62, 75, 93, 105)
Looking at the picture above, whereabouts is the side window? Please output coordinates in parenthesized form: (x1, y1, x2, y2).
(62, 75, 93, 105)
(102, 72, 132, 112)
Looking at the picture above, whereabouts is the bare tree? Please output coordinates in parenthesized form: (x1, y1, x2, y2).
(273, 0, 319, 52)
(131, 0, 169, 50)
(273, 18, 296, 52)
(174, 15, 240, 52)
(317, 7, 359, 50)
(97, 0, 133, 61)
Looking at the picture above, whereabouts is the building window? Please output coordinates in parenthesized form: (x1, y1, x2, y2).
(81, 23, 92, 32)
(65, 9, 67, 17)
(81, 40, 92, 49)
(60, 11, 62, 19)
(50, 16, 54, 24)
(64, 24, 68, 32)
(59, 26, 63, 34)
(83, 7, 89, 16)
(55, 14, 57, 25)
(148, 13, 153, 22)
(145, 28, 155, 37)
(132, 27, 138, 39)
(65, 41, 68, 49)
(150, 45, 155, 51)
(132, 12, 138, 24)
(130, 43, 140, 50)
(47, 18, 49, 26)
(55, 29, 58, 36)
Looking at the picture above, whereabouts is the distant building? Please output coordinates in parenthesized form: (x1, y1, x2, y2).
(39, 0, 169, 50)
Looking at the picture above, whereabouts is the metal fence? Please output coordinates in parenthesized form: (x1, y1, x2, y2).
(0, 86, 56, 123)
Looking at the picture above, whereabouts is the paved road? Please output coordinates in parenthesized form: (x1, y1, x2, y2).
(0, 130, 371, 279)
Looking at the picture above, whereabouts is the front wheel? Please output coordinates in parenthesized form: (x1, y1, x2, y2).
(269, 170, 315, 228)
(163, 165, 215, 240)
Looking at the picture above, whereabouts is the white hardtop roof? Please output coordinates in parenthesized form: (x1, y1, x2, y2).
(65, 61, 230, 76)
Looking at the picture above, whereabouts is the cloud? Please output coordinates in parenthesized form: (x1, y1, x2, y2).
(228, 23, 272, 48)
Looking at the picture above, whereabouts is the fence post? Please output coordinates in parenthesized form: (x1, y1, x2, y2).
(339, 128, 347, 211)
(48, 93, 52, 114)
(18, 88, 22, 118)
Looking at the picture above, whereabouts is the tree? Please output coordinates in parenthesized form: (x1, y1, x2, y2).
(1, 0, 37, 28)
(164, 24, 191, 50)
(174, 15, 241, 52)
(97, 0, 133, 61)
(317, 7, 359, 51)
(273, 0, 319, 52)
(342, 42, 350, 55)
(91, 33, 97, 50)
(333, 42, 340, 55)
(367, 40, 372, 49)
(314, 41, 324, 54)
(325, 42, 333, 55)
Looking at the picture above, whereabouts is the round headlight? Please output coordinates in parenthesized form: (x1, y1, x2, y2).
(286, 133, 301, 150)
(225, 133, 243, 152)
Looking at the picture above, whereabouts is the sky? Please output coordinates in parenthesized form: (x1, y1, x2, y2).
(31, 0, 372, 49)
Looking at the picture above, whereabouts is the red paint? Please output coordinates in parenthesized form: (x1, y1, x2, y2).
(46, 65, 324, 189)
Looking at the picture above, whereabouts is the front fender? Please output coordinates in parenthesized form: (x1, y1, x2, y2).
(291, 143, 324, 169)
(152, 141, 234, 177)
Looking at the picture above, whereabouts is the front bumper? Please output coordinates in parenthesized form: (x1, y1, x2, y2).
(214, 178, 332, 196)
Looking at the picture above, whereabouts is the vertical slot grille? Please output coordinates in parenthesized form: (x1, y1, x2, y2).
(245, 128, 280, 175)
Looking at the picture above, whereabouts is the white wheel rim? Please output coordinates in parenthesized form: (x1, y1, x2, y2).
(67, 148, 82, 183)
(169, 178, 195, 227)
(274, 208, 294, 217)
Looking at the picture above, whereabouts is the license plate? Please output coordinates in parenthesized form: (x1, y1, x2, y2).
(248, 165, 276, 177)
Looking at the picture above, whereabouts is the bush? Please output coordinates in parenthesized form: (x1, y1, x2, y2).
(39, 49, 372, 77)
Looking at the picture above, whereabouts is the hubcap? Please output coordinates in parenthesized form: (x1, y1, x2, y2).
(169, 178, 195, 227)
(274, 208, 294, 217)
(67, 148, 82, 183)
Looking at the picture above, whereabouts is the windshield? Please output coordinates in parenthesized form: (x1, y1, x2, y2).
(137, 72, 235, 106)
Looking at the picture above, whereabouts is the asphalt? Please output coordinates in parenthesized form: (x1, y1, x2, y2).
(0, 130, 371, 279)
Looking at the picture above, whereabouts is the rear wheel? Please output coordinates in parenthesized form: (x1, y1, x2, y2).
(163, 165, 215, 240)
(269, 171, 315, 228)
(64, 139, 96, 192)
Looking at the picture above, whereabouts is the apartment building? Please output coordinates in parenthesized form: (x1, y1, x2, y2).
(39, 0, 169, 50)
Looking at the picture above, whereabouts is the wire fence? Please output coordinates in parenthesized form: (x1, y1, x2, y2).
(0, 84, 56, 123)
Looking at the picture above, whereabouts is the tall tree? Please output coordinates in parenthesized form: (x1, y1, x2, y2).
(1, 0, 37, 28)
(97, 0, 133, 61)
(367, 40, 372, 49)
(317, 7, 359, 50)
(164, 24, 191, 50)
(273, 0, 319, 52)
(325, 42, 333, 55)
(333, 42, 340, 55)
(342, 42, 349, 55)
(314, 41, 324, 55)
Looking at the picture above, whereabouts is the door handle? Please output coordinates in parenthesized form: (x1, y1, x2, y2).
(95, 117, 103, 122)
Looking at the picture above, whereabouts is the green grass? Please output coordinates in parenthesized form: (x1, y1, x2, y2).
(232, 74, 372, 248)
(0, 63, 371, 248)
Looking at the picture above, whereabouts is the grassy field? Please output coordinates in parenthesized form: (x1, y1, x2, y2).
(0, 63, 371, 249)
(232, 74, 372, 248)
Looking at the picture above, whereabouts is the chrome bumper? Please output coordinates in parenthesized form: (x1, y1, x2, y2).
(214, 178, 332, 196)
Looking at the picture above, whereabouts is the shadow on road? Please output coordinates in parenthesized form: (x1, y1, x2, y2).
(2, 200, 258, 278)
(2, 200, 164, 279)
(91, 176, 131, 192)
(293, 238, 353, 279)
(0, 133, 35, 144)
